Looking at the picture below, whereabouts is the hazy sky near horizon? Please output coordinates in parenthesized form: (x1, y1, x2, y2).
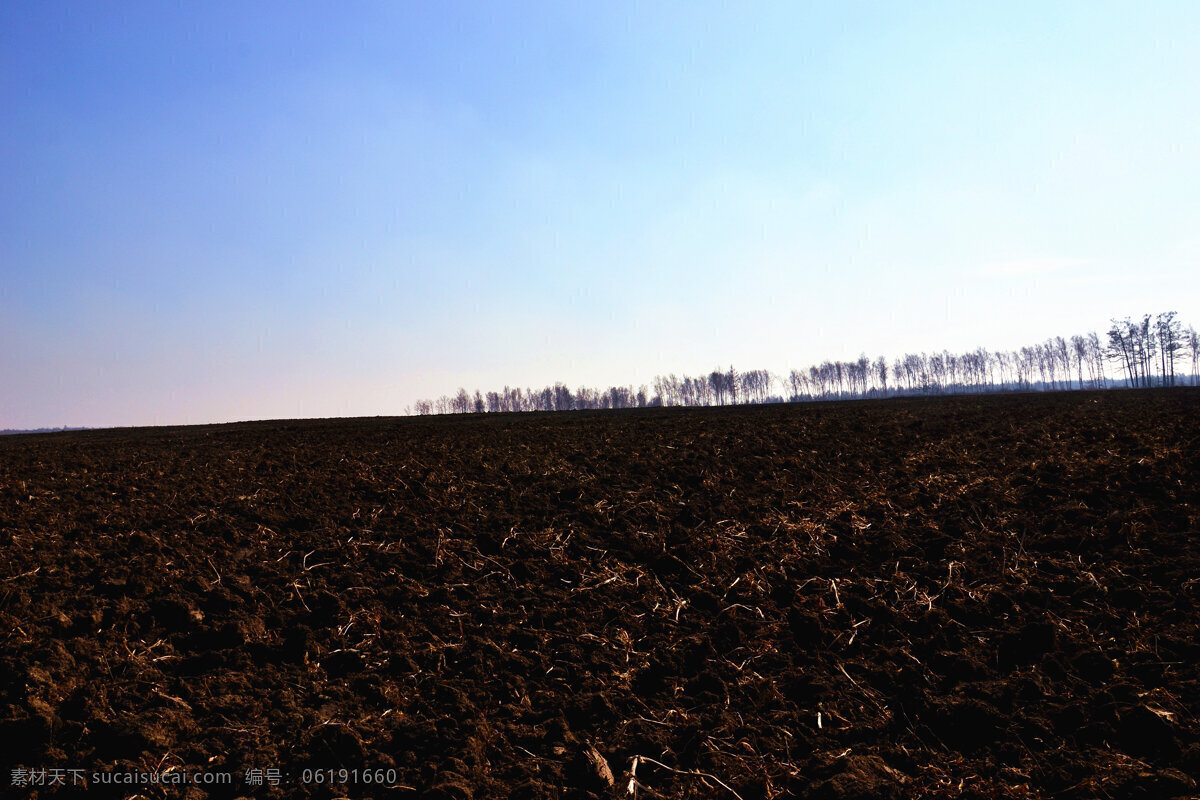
(3, 2, 1199, 428)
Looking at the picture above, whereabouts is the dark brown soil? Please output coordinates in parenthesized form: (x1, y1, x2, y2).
(2, 389, 1199, 799)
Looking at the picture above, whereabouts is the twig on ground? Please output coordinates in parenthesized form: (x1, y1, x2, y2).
(627, 755, 745, 800)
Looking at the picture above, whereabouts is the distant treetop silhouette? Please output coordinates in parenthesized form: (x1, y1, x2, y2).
(413, 312, 1198, 414)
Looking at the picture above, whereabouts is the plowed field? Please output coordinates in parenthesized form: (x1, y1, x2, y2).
(2, 389, 1199, 799)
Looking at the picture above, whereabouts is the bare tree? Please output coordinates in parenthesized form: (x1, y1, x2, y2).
(994, 351, 1010, 389)
(854, 355, 871, 396)
(913, 353, 930, 391)
(1087, 332, 1105, 388)
(1076, 338, 1094, 388)
(758, 370, 774, 402)
(575, 386, 598, 409)
(981, 348, 996, 388)
(605, 386, 631, 409)
(673, 376, 692, 406)
(1155, 312, 1183, 386)
(740, 370, 754, 403)
(654, 375, 680, 407)
(929, 352, 947, 393)
(1016, 346, 1036, 389)
(709, 370, 728, 405)
(1051, 337, 1070, 391)
(1187, 326, 1200, 384)
(1138, 315, 1156, 386)
(739, 370, 759, 404)
(843, 361, 859, 397)
(787, 369, 803, 401)
(1107, 319, 1138, 387)
(552, 383, 574, 411)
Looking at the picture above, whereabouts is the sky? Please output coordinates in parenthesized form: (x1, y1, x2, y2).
(3, 2, 1199, 428)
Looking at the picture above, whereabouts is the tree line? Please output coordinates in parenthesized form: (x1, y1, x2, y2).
(412, 312, 1199, 415)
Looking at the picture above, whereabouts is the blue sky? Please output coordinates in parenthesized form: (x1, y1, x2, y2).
(3, 2, 1198, 427)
